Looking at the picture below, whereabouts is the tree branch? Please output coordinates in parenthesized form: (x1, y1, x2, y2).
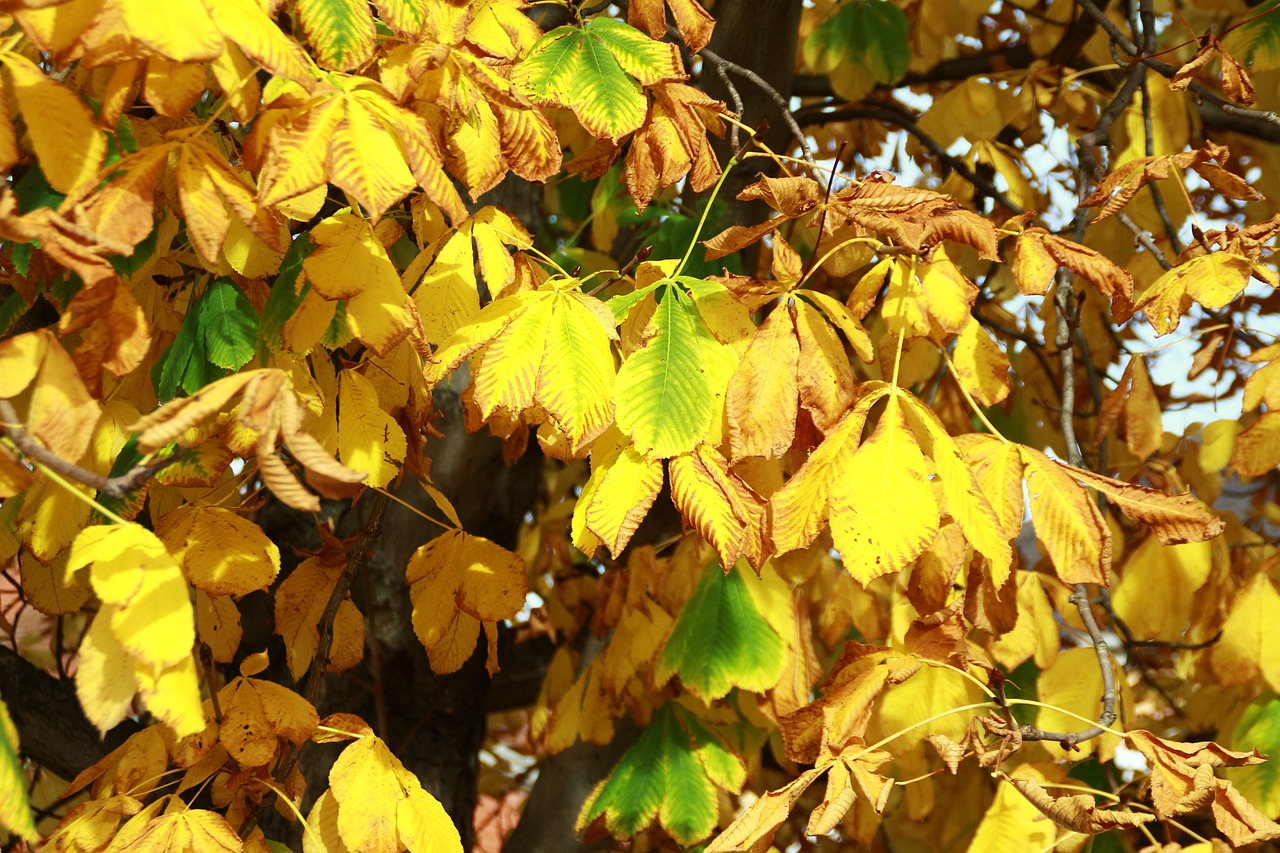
(0, 399, 180, 499)
(700, 46, 817, 172)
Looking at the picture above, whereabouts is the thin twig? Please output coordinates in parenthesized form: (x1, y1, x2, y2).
(0, 398, 182, 499)
(794, 102, 1023, 213)
(1074, 0, 1280, 129)
(700, 47, 818, 176)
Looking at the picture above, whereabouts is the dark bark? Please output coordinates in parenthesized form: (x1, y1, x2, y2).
(0, 644, 142, 782)
(697, 0, 805, 236)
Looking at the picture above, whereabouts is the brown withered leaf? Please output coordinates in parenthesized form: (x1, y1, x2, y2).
(779, 642, 920, 763)
(1068, 467, 1224, 545)
(1012, 226, 1133, 304)
(1170, 33, 1256, 106)
(625, 82, 724, 213)
(806, 746, 894, 835)
(1080, 141, 1261, 222)
(1008, 775, 1153, 833)
(831, 179, 1000, 260)
(904, 598, 969, 667)
(1128, 729, 1265, 818)
(927, 733, 966, 774)
(1213, 777, 1280, 845)
(629, 0, 715, 52)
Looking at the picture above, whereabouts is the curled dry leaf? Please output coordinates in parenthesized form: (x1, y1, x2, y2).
(1007, 775, 1153, 833)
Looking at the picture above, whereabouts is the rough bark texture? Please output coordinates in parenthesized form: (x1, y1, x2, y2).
(0, 644, 141, 782)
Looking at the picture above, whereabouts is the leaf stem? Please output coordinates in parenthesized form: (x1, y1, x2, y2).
(939, 348, 1009, 441)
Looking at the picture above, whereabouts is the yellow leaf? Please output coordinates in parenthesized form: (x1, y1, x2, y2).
(405, 529, 526, 674)
(1019, 446, 1111, 585)
(669, 444, 768, 572)
(398, 787, 464, 853)
(76, 608, 141, 735)
(337, 370, 407, 489)
(953, 318, 1010, 406)
(329, 737, 407, 853)
(217, 677, 318, 768)
(965, 765, 1056, 852)
(990, 571, 1059, 671)
(572, 441, 664, 556)
(1111, 536, 1213, 641)
(20, 550, 91, 616)
(771, 384, 888, 554)
(726, 302, 799, 460)
(1209, 573, 1280, 690)
(1136, 253, 1253, 336)
(196, 590, 242, 664)
(793, 299, 856, 431)
(2, 54, 107, 195)
(0, 329, 99, 463)
(305, 789, 352, 853)
(157, 504, 282, 597)
(831, 393, 939, 584)
(899, 394, 1013, 585)
(1233, 412, 1280, 477)
(957, 436, 1024, 540)
(119, 0, 220, 61)
(122, 809, 242, 853)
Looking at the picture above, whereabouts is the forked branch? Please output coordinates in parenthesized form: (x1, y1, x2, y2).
(0, 398, 180, 498)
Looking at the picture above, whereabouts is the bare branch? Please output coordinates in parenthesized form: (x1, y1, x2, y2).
(700, 47, 818, 174)
(0, 398, 181, 499)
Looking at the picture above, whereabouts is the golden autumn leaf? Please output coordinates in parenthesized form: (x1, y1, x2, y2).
(669, 444, 768, 572)
(0, 329, 99, 463)
(337, 369, 407, 489)
(156, 504, 281, 597)
(405, 529, 527, 674)
(572, 439, 664, 556)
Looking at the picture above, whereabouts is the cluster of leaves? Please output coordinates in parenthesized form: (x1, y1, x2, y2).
(0, 0, 1279, 851)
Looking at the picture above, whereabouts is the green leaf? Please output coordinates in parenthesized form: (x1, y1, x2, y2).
(606, 281, 660, 323)
(259, 235, 314, 359)
(0, 290, 27, 337)
(614, 283, 719, 457)
(655, 565, 787, 701)
(296, 0, 376, 71)
(14, 163, 65, 213)
(1228, 693, 1280, 816)
(154, 298, 205, 402)
(108, 227, 158, 277)
(514, 17, 683, 140)
(199, 279, 258, 370)
(1232, 0, 1280, 70)
(321, 301, 352, 348)
(804, 0, 909, 84)
(0, 696, 37, 841)
(580, 702, 745, 846)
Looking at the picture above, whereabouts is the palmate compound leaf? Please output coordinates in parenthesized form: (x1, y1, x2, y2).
(411, 207, 533, 346)
(67, 523, 204, 736)
(1134, 251, 1256, 336)
(319, 734, 463, 853)
(425, 276, 619, 455)
(957, 435, 1220, 584)
(615, 282, 732, 458)
(578, 700, 746, 847)
(707, 744, 894, 852)
(803, 0, 909, 101)
(130, 369, 366, 512)
(303, 209, 420, 357)
(654, 564, 786, 701)
(257, 74, 465, 223)
(771, 383, 1011, 585)
(513, 16, 685, 141)
(405, 529, 527, 675)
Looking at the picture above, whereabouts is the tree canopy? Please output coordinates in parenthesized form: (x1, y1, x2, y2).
(1, 0, 1280, 850)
